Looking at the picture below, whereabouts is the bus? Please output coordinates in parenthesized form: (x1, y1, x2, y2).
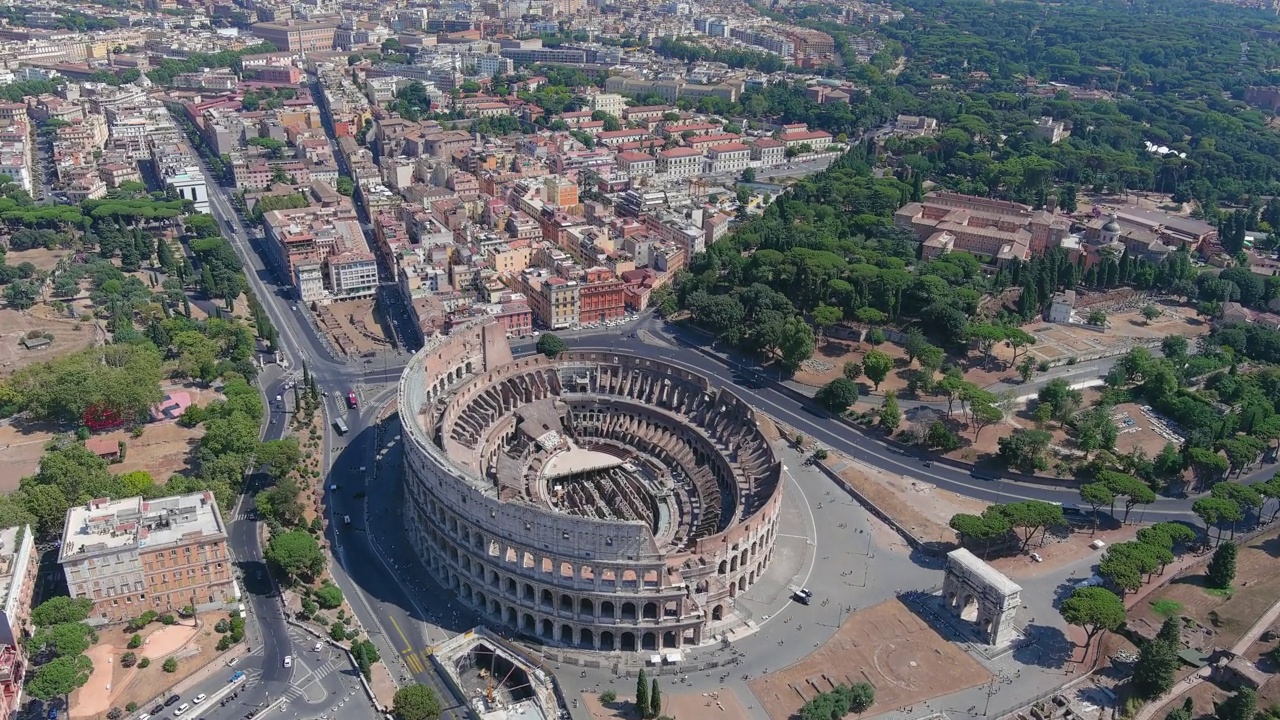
(333, 417, 348, 435)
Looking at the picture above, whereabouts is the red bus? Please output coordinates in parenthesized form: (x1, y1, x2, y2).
(346, 390, 358, 409)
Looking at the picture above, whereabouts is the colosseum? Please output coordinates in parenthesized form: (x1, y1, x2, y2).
(398, 319, 784, 652)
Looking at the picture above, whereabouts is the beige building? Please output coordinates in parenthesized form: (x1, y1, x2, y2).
(59, 493, 234, 625)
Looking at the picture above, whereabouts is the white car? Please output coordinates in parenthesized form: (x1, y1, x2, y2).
(173, 704, 190, 716)
(226, 657, 239, 667)
(283, 655, 292, 668)
(192, 694, 206, 704)
(314, 641, 323, 652)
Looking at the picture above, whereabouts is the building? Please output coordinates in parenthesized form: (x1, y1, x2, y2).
(397, 320, 782, 651)
(58, 493, 234, 625)
(578, 267, 626, 324)
(587, 93, 626, 118)
(0, 524, 36, 718)
(657, 147, 703, 178)
(250, 20, 339, 53)
(1047, 290, 1076, 324)
(1032, 116, 1071, 144)
(750, 138, 785, 166)
(616, 151, 656, 177)
(705, 143, 750, 174)
(894, 191, 1071, 263)
(295, 263, 325, 304)
(328, 252, 379, 299)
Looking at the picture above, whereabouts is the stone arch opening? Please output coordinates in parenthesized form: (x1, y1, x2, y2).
(560, 594, 574, 613)
(712, 605, 723, 621)
(505, 606, 517, 625)
(642, 602, 658, 620)
(560, 624, 574, 644)
(662, 631, 677, 648)
(522, 584, 534, 602)
(540, 619, 554, 638)
(579, 598, 594, 617)
(961, 595, 978, 622)
(600, 631, 615, 651)
(718, 560, 727, 575)
(621, 602, 637, 621)
(620, 632, 636, 652)
(541, 589, 554, 608)
(601, 600, 616, 618)
(641, 632, 657, 651)
(580, 628, 594, 648)
(522, 613, 535, 634)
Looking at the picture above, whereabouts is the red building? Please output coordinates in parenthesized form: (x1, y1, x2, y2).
(579, 267, 625, 323)
(495, 300, 533, 337)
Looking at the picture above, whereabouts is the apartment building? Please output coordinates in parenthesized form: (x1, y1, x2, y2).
(0, 525, 36, 718)
(579, 267, 625, 324)
(616, 151, 656, 177)
(750, 138, 786, 166)
(587, 92, 626, 118)
(328, 252, 379, 298)
(58, 493, 233, 625)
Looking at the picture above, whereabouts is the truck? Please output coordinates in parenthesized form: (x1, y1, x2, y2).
(333, 417, 348, 435)
(346, 390, 358, 409)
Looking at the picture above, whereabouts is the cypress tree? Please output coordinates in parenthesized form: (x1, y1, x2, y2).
(636, 669, 648, 715)
(650, 678, 661, 719)
(1207, 541, 1237, 589)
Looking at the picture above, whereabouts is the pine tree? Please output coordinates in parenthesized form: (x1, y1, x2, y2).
(1206, 541, 1237, 589)
(636, 669, 648, 716)
(649, 678, 661, 719)
(182, 295, 192, 318)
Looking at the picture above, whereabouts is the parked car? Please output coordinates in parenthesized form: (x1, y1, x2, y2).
(283, 655, 292, 668)
(164, 696, 181, 707)
(193, 694, 207, 704)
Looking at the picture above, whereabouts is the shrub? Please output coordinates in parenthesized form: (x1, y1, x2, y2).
(216, 635, 232, 652)
(107, 709, 123, 720)
(127, 634, 142, 649)
(160, 614, 176, 625)
(162, 657, 177, 673)
(601, 690, 617, 703)
(315, 583, 344, 610)
(214, 619, 229, 634)
(120, 652, 137, 668)
(329, 621, 347, 642)
(125, 703, 138, 713)
(138, 657, 150, 668)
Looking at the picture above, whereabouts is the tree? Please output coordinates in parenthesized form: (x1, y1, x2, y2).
(740, 167, 756, 183)
(997, 500, 1066, 550)
(31, 597, 93, 626)
(536, 333, 567, 358)
(1102, 471, 1156, 523)
(351, 639, 380, 679)
(997, 429, 1052, 472)
(1017, 356, 1036, 383)
(1206, 541, 1237, 589)
(27, 654, 92, 700)
(880, 391, 901, 432)
(314, 583, 344, 609)
(1141, 305, 1163, 324)
(162, 657, 178, 673)
(1193, 497, 1241, 545)
(264, 529, 325, 581)
(1087, 310, 1108, 326)
(1216, 688, 1256, 720)
(1133, 618, 1181, 698)
(1161, 335, 1188, 359)
(649, 677, 661, 719)
(4, 279, 37, 309)
(969, 402, 1004, 441)
(335, 176, 355, 196)
(1060, 586, 1126, 645)
(862, 350, 892, 391)
(32, 622, 96, 657)
(816, 378, 859, 413)
(392, 684, 442, 720)
(1078, 483, 1114, 535)
(636, 668, 648, 716)
(812, 304, 842, 342)
(842, 362, 862, 382)
(949, 508, 1011, 558)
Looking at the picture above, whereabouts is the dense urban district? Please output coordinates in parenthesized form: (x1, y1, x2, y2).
(0, 1, 1278, 720)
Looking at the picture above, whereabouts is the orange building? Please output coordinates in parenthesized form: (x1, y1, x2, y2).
(579, 267, 625, 323)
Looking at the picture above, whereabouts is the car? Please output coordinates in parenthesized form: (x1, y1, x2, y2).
(344, 515, 351, 525)
(152, 705, 165, 715)
(193, 694, 207, 704)
(274, 394, 281, 402)
(922, 460, 933, 468)
(229, 670, 245, 683)
(164, 696, 181, 707)
(793, 588, 813, 605)
(1029, 552, 1043, 563)
(283, 655, 292, 668)
(173, 703, 190, 716)
(291, 305, 298, 311)
(314, 641, 323, 652)
(135, 715, 150, 720)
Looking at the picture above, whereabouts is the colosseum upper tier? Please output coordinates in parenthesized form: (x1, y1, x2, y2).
(398, 320, 784, 652)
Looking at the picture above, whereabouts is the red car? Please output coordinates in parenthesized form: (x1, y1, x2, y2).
(346, 391, 358, 409)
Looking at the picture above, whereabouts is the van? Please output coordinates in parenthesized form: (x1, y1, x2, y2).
(238, 603, 247, 618)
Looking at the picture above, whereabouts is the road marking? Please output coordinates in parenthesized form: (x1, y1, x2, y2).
(403, 651, 423, 674)
(389, 616, 412, 653)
